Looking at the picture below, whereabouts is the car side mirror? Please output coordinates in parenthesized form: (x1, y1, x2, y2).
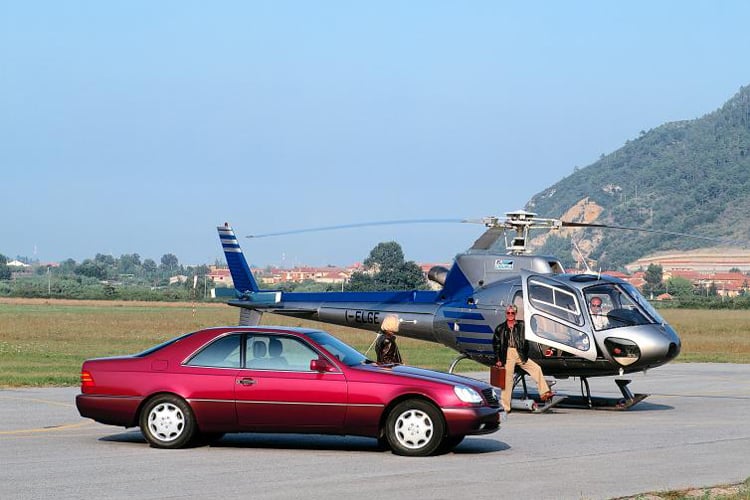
(310, 358, 335, 372)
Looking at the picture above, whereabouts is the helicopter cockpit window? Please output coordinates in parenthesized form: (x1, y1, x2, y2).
(527, 277, 583, 326)
(621, 283, 665, 324)
(584, 283, 656, 328)
(529, 315, 591, 351)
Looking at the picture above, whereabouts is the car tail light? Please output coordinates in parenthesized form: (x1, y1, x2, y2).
(80, 370, 95, 389)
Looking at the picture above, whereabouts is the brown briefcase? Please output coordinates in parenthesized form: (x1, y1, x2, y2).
(490, 366, 506, 389)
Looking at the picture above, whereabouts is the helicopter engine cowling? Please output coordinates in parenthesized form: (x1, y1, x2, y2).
(428, 266, 450, 286)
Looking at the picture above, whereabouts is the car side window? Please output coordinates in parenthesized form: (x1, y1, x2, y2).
(245, 335, 319, 371)
(185, 334, 241, 368)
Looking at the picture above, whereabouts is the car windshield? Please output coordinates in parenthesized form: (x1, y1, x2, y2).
(135, 332, 194, 357)
(307, 330, 368, 367)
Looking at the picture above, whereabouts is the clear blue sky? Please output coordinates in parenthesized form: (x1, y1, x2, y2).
(2, 1, 749, 268)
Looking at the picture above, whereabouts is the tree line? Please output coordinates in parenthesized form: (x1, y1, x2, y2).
(5, 247, 748, 309)
(0, 241, 428, 301)
(0, 252, 213, 301)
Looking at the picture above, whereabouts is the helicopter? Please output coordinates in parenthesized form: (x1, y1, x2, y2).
(216, 211, 685, 410)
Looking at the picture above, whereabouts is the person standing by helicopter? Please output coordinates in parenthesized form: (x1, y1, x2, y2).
(375, 314, 403, 365)
(493, 304, 554, 412)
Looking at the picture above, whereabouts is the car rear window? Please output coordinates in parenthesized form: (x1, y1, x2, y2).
(134, 332, 195, 357)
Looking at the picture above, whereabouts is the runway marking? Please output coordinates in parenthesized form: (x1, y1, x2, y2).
(0, 395, 75, 408)
(0, 421, 91, 435)
(0, 395, 90, 434)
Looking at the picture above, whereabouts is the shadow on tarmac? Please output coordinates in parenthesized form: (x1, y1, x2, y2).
(99, 429, 508, 454)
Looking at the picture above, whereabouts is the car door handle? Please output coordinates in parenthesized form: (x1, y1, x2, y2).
(238, 378, 256, 386)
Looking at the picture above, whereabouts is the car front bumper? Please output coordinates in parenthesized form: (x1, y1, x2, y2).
(442, 406, 501, 436)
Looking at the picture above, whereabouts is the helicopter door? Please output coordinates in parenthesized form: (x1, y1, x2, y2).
(520, 271, 597, 361)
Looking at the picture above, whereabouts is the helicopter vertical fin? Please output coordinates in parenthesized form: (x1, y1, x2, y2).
(217, 223, 260, 294)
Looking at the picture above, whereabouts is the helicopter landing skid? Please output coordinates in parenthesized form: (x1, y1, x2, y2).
(447, 353, 469, 374)
(510, 395, 567, 413)
(533, 395, 567, 413)
(557, 377, 649, 410)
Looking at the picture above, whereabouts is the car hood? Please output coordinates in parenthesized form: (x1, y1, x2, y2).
(356, 363, 487, 389)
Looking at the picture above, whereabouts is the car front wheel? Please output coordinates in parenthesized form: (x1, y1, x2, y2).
(385, 399, 445, 457)
(139, 394, 196, 449)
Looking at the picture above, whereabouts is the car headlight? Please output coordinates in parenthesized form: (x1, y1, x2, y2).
(453, 385, 482, 404)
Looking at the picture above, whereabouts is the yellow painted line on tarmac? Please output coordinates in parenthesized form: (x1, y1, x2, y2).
(0, 394, 92, 434)
(0, 395, 76, 408)
(0, 421, 92, 435)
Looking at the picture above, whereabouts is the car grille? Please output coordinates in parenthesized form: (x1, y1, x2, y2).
(482, 387, 500, 408)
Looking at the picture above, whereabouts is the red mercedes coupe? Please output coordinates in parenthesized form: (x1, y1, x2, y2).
(76, 326, 502, 456)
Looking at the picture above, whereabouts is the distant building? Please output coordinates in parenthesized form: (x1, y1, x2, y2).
(168, 275, 188, 285)
(626, 249, 750, 273)
(207, 266, 233, 287)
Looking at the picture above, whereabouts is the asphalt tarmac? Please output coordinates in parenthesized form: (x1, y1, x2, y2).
(1, 363, 748, 500)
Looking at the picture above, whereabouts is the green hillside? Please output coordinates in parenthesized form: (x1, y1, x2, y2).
(526, 85, 750, 270)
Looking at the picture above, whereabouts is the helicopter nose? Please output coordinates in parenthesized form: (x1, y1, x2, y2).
(647, 326, 681, 366)
(660, 325, 681, 362)
(665, 339, 681, 361)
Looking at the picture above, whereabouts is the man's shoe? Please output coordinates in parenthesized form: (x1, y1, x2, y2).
(540, 391, 555, 402)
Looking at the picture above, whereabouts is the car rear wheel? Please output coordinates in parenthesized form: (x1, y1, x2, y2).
(139, 395, 196, 449)
(385, 399, 445, 457)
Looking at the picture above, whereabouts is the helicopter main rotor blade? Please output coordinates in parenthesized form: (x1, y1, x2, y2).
(560, 221, 747, 247)
(246, 218, 474, 238)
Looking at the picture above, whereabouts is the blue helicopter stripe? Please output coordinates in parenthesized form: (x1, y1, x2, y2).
(456, 336, 492, 344)
(447, 322, 494, 334)
(442, 311, 484, 320)
(282, 290, 440, 303)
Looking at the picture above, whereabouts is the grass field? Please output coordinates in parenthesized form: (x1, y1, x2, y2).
(1, 298, 748, 387)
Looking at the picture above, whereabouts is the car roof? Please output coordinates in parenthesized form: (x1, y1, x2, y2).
(197, 325, 323, 335)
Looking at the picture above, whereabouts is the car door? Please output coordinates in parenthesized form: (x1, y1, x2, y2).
(521, 271, 597, 361)
(234, 334, 348, 431)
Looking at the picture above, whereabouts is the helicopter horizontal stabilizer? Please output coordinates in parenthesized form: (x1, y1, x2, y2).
(233, 291, 281, 304)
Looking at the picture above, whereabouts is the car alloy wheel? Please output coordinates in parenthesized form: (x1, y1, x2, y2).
(139, 394, 196, 449)
(385, 399, 445, 457)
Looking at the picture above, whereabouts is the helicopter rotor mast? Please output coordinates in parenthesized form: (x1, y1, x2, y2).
(483, 210, 562, 255)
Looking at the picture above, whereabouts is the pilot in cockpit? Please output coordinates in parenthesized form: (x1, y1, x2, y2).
(589, 297, 610, 330)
